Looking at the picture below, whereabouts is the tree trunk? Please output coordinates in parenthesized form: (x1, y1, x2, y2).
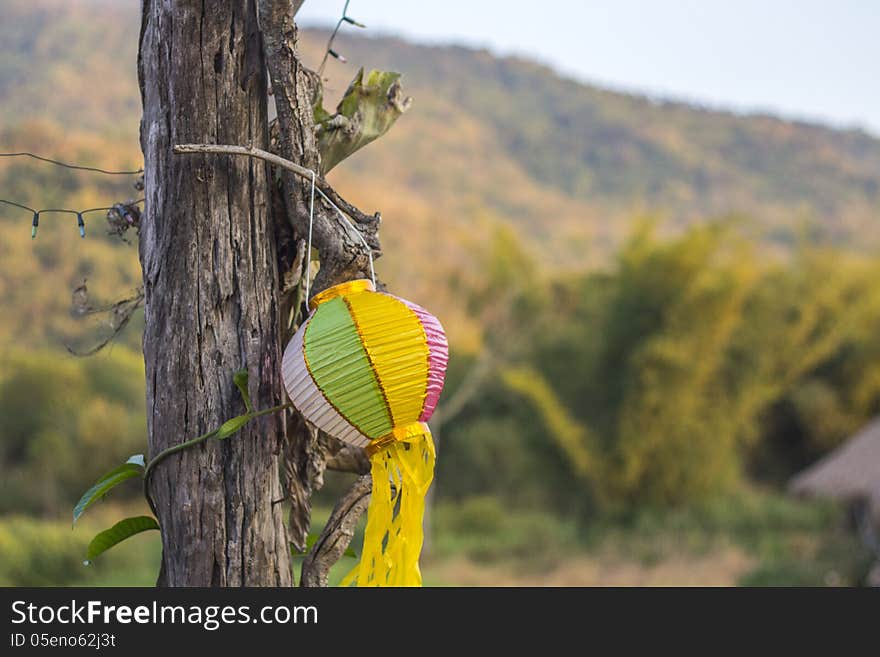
(138, 0, 291, 586)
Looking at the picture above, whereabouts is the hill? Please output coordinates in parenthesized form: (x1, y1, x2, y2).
(1, 0, 879, 350)
(309, 31, 880, 244)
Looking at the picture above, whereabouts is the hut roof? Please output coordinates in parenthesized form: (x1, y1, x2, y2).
(789, 417, 880, 507)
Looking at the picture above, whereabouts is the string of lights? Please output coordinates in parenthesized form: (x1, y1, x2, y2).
(0, 151, 143, 175)
(0, 151, 143, 238)
(318, 0, 366, 76)
(0, 197, 144, 239)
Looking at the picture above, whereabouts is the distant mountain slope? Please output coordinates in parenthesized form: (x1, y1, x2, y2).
(302, 30, 880, 245)
(3, 1, 879, 238)
(1, 0, 879, 349)
(0, 0, 140, 138)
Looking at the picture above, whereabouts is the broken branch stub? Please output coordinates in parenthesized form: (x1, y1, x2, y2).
(316, 68, 413, 174)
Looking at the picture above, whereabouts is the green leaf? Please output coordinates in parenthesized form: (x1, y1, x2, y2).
(216, 414, 251, 440)
(85, 516, 159, 562)
(316, 68, 412, 174)
(232, 369, 253, 413)
(291, 533, 357, 558)
(73, 456, 145, 526)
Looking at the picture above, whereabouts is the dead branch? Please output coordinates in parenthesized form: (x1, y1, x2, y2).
(66, 284, 145, 357)
(174, 143, 318, 187)
(320, 183, 381, 230)
(300, 474, 372, 587)
(106, 200, 142, 240)
(325, 443, 371, 475)
(283, 412, 327, 553)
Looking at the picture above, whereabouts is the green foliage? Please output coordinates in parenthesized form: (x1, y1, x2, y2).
(442, 221, 880, 512)
(68, 371, 291, 565)
(233, 369, 254, 413)
(0, 350, 147, 515)
(431, 497, 579, 566)
(2, 1, 879, 587)
(86, 516, 159, 562)
(66, 369, 295, 569)
(216, 415, 251, 440)
(73, 455, 144, 525)
(429, 490, 868, 584)
(606, 488, 841, 547)
(4, 4, 880, 358)
(0, 513, 160, 586)
(298, 30, 880, 259)
(600, 222, 757, 502)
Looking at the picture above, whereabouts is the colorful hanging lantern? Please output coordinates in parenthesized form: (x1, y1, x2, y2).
(282, 279, 448, 586)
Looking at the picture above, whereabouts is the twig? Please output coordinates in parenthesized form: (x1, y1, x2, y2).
(174, 143, 316, 183)
(67, 286, 145, 357)
(173, 143, 373, 234)
(173, 142, 380, 291)
(325, 443, 370, 475)
(143, 402, 294, 519)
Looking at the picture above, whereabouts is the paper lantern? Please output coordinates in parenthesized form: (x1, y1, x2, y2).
(282, 279, 448, 586)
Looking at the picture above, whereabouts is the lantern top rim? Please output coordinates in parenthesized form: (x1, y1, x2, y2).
(308, 278, 376, 311)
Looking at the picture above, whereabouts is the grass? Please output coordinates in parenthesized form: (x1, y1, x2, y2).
(0, 503, 161, 587)
(0, 488, 871, 586)
(426, 489, 873, 586)
(596, 488, 875, 586)
(429, 496, 580, 570)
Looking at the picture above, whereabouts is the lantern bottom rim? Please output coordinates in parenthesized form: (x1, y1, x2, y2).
(365, 421, 430, 457)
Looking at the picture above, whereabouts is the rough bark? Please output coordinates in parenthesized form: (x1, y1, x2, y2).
(301, 475, 372, 587)
(169, 142, 379, 569)
(258, 0, 380, 295)
(138, 0, 290, 586)
(257, 0, 379, 559)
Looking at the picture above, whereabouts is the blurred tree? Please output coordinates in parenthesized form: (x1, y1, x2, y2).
(0, 351, 146, 516)
(434, 225, 543, 433)
(442, 220, 880, 512)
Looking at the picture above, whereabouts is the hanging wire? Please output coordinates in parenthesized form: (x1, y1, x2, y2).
(317, 0, 366, 76)
(0, 151, 143, 175)
(0, 198, 34, 213)
(171, 142, 376, 298)
(302, 168, 375, 304)
(304, 170, 316, 303)
(0, 198, 145, 239)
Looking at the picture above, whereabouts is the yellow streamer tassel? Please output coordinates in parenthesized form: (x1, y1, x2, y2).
(341, 423, 436, 587)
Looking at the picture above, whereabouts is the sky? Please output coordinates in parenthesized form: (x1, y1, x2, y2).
(298, 0, 880, 135)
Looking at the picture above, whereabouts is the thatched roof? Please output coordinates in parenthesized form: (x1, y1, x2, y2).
(789, 417, 880, 514)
